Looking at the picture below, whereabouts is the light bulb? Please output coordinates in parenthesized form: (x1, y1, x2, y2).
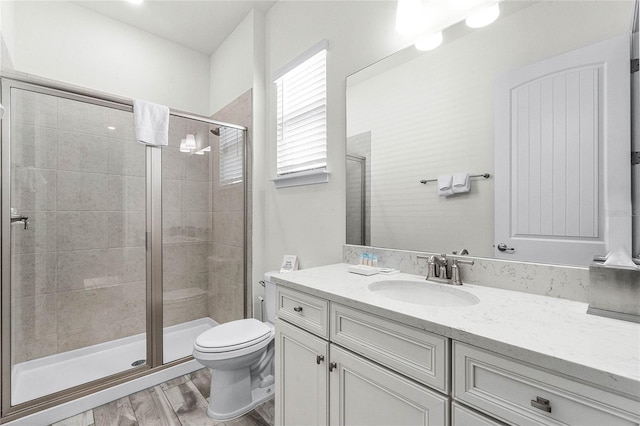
(415, 31, 443, 51)
(466, 3, 500, 29)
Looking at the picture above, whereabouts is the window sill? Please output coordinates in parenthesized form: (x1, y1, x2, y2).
(271, 169, 330, 189)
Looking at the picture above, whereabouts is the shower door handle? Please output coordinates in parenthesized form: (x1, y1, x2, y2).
(11, 215, 29, 230)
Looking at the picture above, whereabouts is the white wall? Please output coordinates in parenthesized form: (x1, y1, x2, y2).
(207, 7, 268, 316)
(0, 1, 15, 70)
(209, 10, 256, 115)
(4, 1, 210, 114)
(261, 1, 414, 271)
(250, 10, 267, 306)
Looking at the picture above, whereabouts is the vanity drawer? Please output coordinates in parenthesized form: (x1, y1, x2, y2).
(452, 402, 505, 426)
(277, 286, 329, 339)
(330, 303, 449, 393)
(453, 342, 640, 426)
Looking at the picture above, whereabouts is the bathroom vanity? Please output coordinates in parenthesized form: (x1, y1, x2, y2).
(272, 264, 640, 426)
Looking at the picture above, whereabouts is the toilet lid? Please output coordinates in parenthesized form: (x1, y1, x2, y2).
(195, 318, 272, 353)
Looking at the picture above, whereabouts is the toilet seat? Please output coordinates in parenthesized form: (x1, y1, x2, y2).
(194, 319, 272, 354)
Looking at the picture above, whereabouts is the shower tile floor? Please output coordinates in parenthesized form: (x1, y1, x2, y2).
(50, 368, 274, 426)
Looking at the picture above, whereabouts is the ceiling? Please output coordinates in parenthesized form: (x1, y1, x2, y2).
(75, 0, 277, 56)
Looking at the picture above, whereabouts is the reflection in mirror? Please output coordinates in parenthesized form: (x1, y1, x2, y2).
(346, 0, 636, 266)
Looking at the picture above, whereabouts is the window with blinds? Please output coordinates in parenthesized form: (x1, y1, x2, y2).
(274, 42, 327, 177)
(219, 127, 243, 186)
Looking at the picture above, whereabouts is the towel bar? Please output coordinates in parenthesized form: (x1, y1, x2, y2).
(420, 173, 490, 184)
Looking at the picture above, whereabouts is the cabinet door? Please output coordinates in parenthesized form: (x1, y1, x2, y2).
(452, 402, 504, 426)
(329, 345, 448, 426)
(276, 319, 329, 426)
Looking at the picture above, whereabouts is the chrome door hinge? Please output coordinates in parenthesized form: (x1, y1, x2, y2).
(632, 151, 640, 166)
(632, 58, 639, 74)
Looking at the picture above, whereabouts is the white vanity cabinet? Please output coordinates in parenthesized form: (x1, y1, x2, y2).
(453, 342, 640, 426)
(329, 345, 447, 425)
(275, 286, 449, 426)
(451, 402, 504, 426)
(276, 319, 329, 426)
(274, 279, 640, 426)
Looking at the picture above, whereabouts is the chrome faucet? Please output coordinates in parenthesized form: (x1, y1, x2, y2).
(434, 254, 448, 279)
(417, 253, 474, 285)
(417, 254, 450, 283)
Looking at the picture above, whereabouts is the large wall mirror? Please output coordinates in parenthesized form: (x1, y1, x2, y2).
(346, 0, 638, 267)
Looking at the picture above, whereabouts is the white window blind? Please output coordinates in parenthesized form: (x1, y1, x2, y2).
(219, 127, 243, 186)
(275, 43, 327, 176)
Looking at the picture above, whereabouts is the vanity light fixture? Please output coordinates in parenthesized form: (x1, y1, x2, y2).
(184, 133, 196, 150)
(194, 146, 211, 155)
(415, 31, 443, 51)
(396, 0, 501, 52)
(395, 0, 426, 35)
(180, 134, 198, 153)
(465, 2, 500, 28)
(179, 139, 190, 153)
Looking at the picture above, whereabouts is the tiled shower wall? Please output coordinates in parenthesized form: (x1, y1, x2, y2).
(11, 89, 147, 363)
(10, 87, 250, 365)
(162, 116, 212, 327)
(162, 90, 250, 327)
(209, 90, 252, 324)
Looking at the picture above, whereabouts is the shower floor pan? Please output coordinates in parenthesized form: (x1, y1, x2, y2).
(11, 317, 216, 406)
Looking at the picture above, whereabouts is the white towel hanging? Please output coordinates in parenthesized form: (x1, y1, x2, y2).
(133, 99, 169, 147)
(452, 172, 470, 194)
(437, 175, 453, 197)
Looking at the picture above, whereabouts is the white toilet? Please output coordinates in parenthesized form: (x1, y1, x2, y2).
(192, 272, 277, 420)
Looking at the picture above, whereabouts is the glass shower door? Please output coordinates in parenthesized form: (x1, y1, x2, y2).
(161, 119, 246, 364)
(5, 84, 148, 406)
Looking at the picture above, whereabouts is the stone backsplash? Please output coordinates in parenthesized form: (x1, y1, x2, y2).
(344, 244, 590, 302)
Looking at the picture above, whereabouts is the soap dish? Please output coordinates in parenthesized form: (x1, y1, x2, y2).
(348, 265, 380, 276)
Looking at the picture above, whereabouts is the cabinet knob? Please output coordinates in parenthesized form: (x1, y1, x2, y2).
(293, 306, 303, 312)
(329, 362, 337, 372)
(316, 355, 325, 365)
(531, 396, 551, 413)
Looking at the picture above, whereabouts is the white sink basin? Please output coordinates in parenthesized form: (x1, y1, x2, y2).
(368, 280, 480, 307)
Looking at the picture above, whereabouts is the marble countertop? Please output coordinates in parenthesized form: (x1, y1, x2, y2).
(271, 263, 640, 398)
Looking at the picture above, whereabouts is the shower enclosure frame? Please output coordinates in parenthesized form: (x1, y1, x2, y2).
(0, 75, 249, 423)
(346, 153, 367, 246)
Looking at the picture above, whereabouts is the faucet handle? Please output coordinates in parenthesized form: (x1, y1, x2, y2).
(417, 255, 436, 280)
(451, 258, 474, 285)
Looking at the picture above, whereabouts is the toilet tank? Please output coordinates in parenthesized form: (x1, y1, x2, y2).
(263, 271, 278, 323)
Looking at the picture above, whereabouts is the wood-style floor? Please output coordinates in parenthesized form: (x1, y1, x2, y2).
(50, 368, 274, 426)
